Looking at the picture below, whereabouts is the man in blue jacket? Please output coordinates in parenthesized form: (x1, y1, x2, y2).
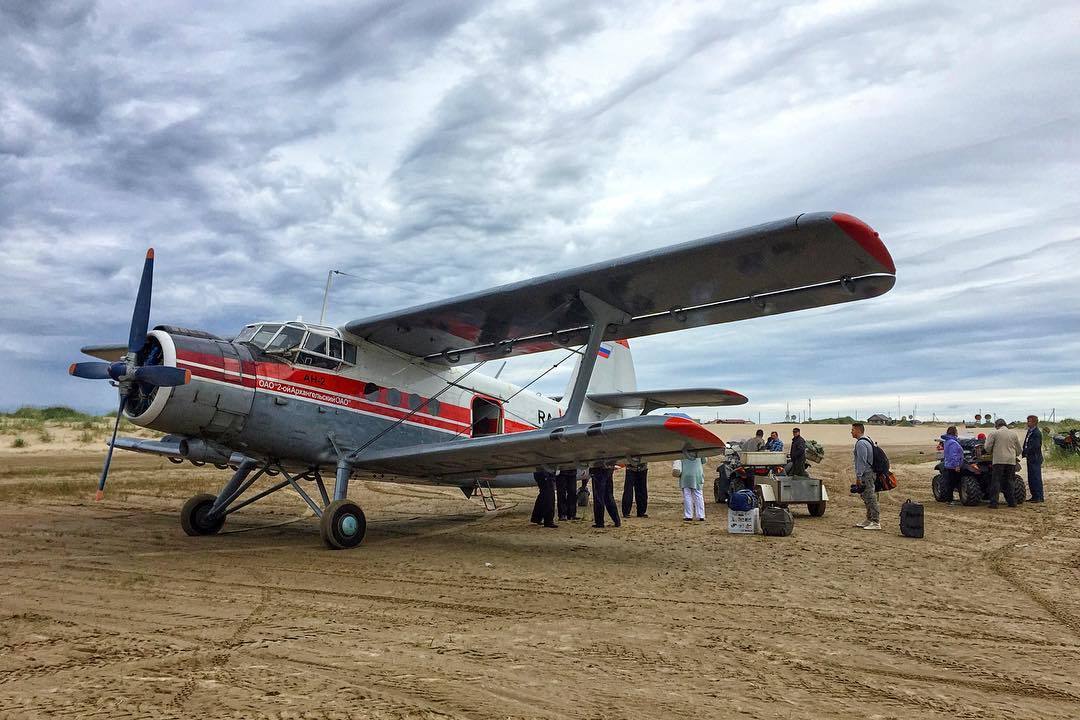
(1022, 415, 1044, 502)
(941, 426, 964, 503)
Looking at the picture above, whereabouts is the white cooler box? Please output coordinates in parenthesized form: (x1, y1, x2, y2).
(728, 507, 760, 534)
(738, 451, 786, 466)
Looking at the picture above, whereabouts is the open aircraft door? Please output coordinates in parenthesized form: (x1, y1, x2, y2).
(470, 394, 504, 437)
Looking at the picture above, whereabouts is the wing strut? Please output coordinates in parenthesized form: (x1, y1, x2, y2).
(551, 291, 631, 427)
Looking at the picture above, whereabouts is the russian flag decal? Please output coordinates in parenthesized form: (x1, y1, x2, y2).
(597, 345, 612, 358)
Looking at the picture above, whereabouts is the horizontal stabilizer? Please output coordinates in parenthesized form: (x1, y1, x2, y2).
(81, 343, 128, 362)
(588, 388, 748, 413)
(350, 415, 726, 483)
(109, 436, 183, 457)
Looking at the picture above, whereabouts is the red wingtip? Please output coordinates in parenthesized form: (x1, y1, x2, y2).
(68, 363, 77, 376)
(663, 416, 724, 445)
(94, 490, 105, 502)
(832, 213, 895, 275)
(182, 369, 191, 384)
(146, 248, 155, 260)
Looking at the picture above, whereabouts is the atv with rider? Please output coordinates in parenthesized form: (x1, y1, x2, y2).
(931, 435, 1025, 505)
(1052, 429, 1080, 455)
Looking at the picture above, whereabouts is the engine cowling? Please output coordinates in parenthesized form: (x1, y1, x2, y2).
(127, 329, 256, 443)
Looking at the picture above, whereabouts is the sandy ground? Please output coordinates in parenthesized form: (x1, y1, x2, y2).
(1, 423, 1079, 719)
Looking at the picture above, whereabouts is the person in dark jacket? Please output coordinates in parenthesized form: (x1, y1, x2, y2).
(555, 468, 578, 520)
(1022, 415, 1044, 502)
(589, 464, 621, 528)
(789, 428, 807, 477)
(530, 469, 558, 528)
(621, 462, 649, 517)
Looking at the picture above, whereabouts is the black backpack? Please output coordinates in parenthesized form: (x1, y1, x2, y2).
(859, 437, 890, 474)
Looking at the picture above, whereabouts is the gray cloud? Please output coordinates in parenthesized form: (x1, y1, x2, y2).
(0, 0, 1077, 421)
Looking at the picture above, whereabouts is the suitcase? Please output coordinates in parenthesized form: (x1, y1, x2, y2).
(760, 506, 794, 537)
(576, 486, 590, 507)
(900, 499, 924, 538)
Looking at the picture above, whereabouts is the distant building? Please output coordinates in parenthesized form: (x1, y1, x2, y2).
(867, 414, 892, 425)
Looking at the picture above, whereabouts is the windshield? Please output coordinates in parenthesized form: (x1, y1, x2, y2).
(265, 325, 305, 353)
(251, 324, 281, 347)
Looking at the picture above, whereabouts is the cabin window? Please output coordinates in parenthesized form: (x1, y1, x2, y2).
(388, 388, 401, 406)
(303, 333, 328, 354)
(427, 398, 440, 416)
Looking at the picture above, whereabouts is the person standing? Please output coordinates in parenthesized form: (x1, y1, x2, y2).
(556, 468, 578, 521)
(765, 431, 783, 452)
(589, 465, 621, 528)
(743, 429, 766, 451)
(531, 469, 558, 527)
(984, 418, 1021, 508)
(621, 462, 649, 518)
(674, 457, 706, 521)
(1022, 415, 1044, 502)
(941, 426, 963, 503)
(789, 428, 807, 477)
(851, 423, 880, 530)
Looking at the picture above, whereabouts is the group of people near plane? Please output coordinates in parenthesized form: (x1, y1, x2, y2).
(531, 415, 1049, 533)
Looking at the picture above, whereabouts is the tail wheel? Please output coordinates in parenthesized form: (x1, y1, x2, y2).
(931, 474, 951, 502)
(959, 475, 983, 506)
(180, 493, 225, 536)
(807, 501, 826, 517)
(320, 499, 367, 549)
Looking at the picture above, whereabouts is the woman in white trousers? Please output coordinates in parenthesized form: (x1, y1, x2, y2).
(673, 458, 706, 521)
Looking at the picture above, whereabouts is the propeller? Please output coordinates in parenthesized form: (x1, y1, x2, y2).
(68, 248, 191, 500)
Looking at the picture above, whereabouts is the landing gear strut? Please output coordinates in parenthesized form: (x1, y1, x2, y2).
(180, 456, 367, 549)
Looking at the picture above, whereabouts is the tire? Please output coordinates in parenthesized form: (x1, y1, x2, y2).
(180, 493, 225, 536)
(320, 499, 367, 549)
(807, 501, 826, 517)
(1011, 476, 1026, 504)
(959, 475, 983, 506)
(931, 474, 951, 503)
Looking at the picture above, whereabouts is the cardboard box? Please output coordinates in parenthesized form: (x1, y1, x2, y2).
(728, 507, 760, 534)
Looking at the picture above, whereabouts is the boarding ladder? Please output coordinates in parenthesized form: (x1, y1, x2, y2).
(472, 477, 498, 511)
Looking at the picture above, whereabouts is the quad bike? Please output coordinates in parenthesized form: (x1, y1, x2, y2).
(931, 436, 1025, 506)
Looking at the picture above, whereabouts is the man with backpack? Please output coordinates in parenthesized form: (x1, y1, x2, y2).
(851, 422, 881, 530)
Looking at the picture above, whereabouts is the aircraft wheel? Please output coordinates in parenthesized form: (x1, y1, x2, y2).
(320, 499, 367, 549)
(1011, 476, 1026, 504)
(959, 475, 983, 506)
(180, 493, 225, 536)
(167, 456, 184, 465)
(807, 501, 826, 517)
(931, 474, 951, 502)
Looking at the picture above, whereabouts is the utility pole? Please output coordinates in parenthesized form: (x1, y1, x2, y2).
(808, 398, 812, 422)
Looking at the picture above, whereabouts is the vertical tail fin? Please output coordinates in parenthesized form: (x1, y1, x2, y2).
(560, 340, 637, 422)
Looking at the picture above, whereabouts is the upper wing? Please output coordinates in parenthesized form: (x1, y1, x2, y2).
(344, 212, 894, 365)
(587, 388, 748, 411)
(350, 415, 724, 483)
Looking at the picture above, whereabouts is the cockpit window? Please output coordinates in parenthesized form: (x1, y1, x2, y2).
(303, 333, 329, 354)
(251, 324, 281, 347)
(265, 325, 305, 353)
(235, 325, 259, 343)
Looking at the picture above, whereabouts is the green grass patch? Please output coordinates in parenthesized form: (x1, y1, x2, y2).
(12, 437, 26, 448)
(4, 406, 99, 423)
(1046, 447, 1080, 470)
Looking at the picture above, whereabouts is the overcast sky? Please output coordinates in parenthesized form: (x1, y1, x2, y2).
(1, 0, 1077, 422)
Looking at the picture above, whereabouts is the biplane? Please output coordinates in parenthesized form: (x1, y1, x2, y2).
(69, 212, 895, 548)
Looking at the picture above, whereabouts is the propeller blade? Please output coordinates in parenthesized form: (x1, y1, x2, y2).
(128, 248, 155, 354)
(96, 395, 126, 501)
(69, 362, 112, 380)
(132, 365, 190, 387)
